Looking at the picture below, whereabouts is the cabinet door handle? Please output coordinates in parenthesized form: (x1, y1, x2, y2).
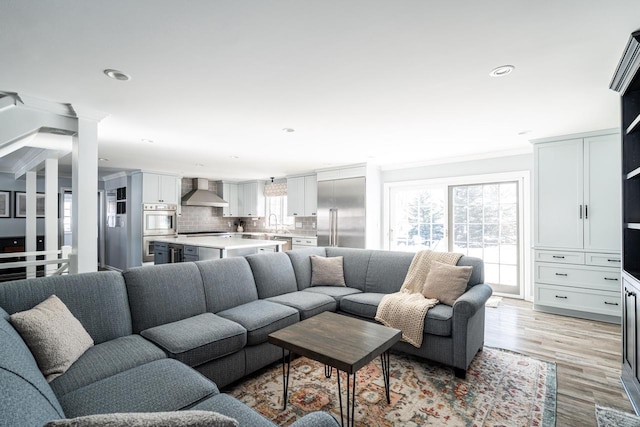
(585, 205, 588, 219)
(579, 205, 583, 219)
(607, 259, 621, 263)
(555, 295, 568, 299)
(555, 273, 568, 277)
(604, 277, 619, 281)
(604, 301, 619, 306)
(552, 255, 565, 259)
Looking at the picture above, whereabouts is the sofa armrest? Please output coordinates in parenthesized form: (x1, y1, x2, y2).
(452, 284, 493, 319)
(289, 412, 340, 427)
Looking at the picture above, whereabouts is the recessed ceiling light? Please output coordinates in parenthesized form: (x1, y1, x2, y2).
(195, 163, 204, 167)
(282, 128, 295, 133)
(103, 69, 132, 81)
(98, 157, 109, 162)
(230, 155, 239, 159)
(141, 138, 154, 144)
(517, 130, 532, 136)
(489, 65, 515, 77)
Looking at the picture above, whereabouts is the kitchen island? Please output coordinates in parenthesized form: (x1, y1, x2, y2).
(153, 235, 284, 263)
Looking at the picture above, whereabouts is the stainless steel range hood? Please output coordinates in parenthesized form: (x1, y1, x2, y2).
(181, 178, 229, 207)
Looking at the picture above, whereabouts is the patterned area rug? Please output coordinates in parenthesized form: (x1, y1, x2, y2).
(226, 347, 556, 426)
(596, 405, 640, 426)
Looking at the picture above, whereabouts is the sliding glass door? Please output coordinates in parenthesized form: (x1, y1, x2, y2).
(387, 177, 524, 296)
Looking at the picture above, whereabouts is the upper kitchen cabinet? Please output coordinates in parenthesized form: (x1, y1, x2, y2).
(533, 131, 621, 252)
(238, 181, 265, 217)
(142, 173, 180, 204)
(220, 182, 239, 217)
(286, 174, 317, 216)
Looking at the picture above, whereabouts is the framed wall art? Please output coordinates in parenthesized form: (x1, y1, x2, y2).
(0, 190, 10, 218)
(14, 192, 45, 218)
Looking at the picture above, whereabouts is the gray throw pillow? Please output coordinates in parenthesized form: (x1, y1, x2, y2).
(421, 260, 473, 306)
(9, 294, 94, 382)
(43, 411, 239, 427)
(310, 255, 347, 287)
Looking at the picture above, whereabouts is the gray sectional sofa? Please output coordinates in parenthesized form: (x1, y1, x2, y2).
(0, 247, 491, 426)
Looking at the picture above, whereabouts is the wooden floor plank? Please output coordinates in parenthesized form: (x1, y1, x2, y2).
(485, 298, 633, 426)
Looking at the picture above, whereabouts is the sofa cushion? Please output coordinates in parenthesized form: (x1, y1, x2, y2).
(44, 410, 238, 427)
(422, 261, 473, 306)
(9, 294, 94, 382)
(217, 300, 299, 346)
(246, 252, 298, 299)
(325, 248, 373, 291)
(0, 307, 65, 424)
(58, 359, 218, 418)
(266, 291, 336, 320)
(339, 293, 453, 336)
(364, 250, 414, 294)
(0, 271, 132, 344)
(192, 394, 275, 427)
(124, 263, 206, 333)
(50, 335, 167, 398)
(302, 286, 362, 308)
(197, 257, 259, 313)
(310, 256, 346, 287)
(286, 247, 328, 290)
(140, 313, 247, 367)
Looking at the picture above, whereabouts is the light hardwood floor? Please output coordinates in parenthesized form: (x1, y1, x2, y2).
(484, 298, 633, 426)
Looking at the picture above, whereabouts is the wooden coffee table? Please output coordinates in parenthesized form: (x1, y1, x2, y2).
(268, 311, 402, 427)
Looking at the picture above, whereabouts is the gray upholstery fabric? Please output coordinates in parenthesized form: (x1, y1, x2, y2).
(266, 291, 336, 320)
(246, 252, 298, 299)
(340, 293, 453, 336)
(217, 300, 299, 346)
(0, 271, 131, 344)
(59, 359, 218, 418)
(123, 263, 206, 333)
(457, 256, 484, 288)
(244, 341, 285, 376)
(140, 313, 247, 367)
(364, 250, 414, 294)
(289, 412, 341, 427)
(51, 335, 166, 398)
(195, 350, 245, 390)
(0, 309, 66, 424)
(191, 394, 275, 427)
(302, 287, 362, 308)
(196, 258, 259, 313)
(286, 247, 328, 290)
(325, 248, 372, 290)
(44, 411, 238, 427)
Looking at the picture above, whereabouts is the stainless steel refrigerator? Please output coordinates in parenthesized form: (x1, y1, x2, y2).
(317, 177, 366, 248)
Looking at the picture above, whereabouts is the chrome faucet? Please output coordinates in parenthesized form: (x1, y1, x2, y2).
(268, 213, 278, 231)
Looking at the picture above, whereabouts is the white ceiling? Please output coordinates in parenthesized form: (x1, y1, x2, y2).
(1, 1, 639, 181)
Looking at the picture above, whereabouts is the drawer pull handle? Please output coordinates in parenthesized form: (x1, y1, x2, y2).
(555, 273, 568, 277)
(604, 301, 619, 306)
(555, 295, 568, 299)
(552, 255, 565, 259)
(604, 277, 619, 281)
(607, 259, 621, 263)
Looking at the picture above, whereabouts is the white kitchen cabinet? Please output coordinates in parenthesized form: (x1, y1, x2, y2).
(286, 174, 317, 216)
(142, 173, 180, 204)
(221, 182, 239, 217)
(532, 130, 621, 322)
(238, 181, 265, 217)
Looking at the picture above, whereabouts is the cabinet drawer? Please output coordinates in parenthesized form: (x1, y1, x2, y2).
(183, 245, 198, 255)
(292, 237, 317, 246)
(535, 250, 585, 265)
(536, 284, 621, 316)
(586, 253, 622, 267)
(535, 263, 621, 291)
(183, 254, 199, 262)
(154, 242, 168, 250)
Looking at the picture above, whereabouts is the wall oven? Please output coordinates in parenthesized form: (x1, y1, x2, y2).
(142, 203, 177, 263)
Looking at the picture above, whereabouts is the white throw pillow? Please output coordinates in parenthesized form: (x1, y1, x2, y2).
(310, 255, 347, 287)
(421, 261, 473, 306)
(9, 294, 94, 382)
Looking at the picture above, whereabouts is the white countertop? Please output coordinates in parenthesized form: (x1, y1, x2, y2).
(154, 235, 283, 250)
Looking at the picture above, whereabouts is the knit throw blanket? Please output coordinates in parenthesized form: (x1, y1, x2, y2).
(375, 250, 463, 348)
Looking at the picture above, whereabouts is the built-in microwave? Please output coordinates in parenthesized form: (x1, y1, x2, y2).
(142, 203, 177, 236)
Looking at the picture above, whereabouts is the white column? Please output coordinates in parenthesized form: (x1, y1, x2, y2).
(25, 171, 37, 278)
(71, 118, 98, 273)
(45, 157, 58, 275)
